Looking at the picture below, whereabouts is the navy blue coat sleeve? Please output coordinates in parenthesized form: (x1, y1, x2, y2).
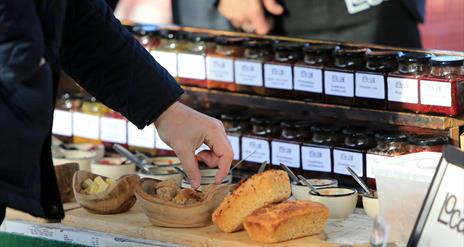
(61, 0, 183, 129)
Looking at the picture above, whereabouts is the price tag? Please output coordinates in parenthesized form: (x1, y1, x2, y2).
(264, 64, 293, 90)
(206, 56, 234, 82)
(366, 154, 393, 178)
(127, 123, 155, 149)
(72, 112, 99, 139)
(100, 117, 127, 144)
(177, 53, 206, 80)
(301, 146, 332, 172)
(420, 80, 452, 107)
(355, 72, 386, 99)
(324, 70, 355, 97)
(241, 137, 270, 163)
(234, 60, 263, 86)
(154, 128, 172, 151)
(333, 149, 363, 176)
(387, 77, 418, 103)
(52, 110, 73, 136)
(227, 135, 240, 160)
(150, 50, 178, 77)
(271, 141, 300, 168)
(293, 66, 323, 93)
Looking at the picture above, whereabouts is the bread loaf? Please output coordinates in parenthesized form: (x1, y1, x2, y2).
(212, 170, 291, 233)
(243, 200, 329, 243)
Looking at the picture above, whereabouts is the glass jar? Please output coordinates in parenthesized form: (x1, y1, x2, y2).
(388, 53, 432, 113)
(235, 40, 273, 95)
(419, 56, 464, 116)
(407, 135, 448, 153)
(325, 48, 368, 106)
(100, 109, 128, 149)
(73, 96, 109, 144)
(221, 113, 252, 161)
(355, 51, 400, 109)
(132, 24, 159, 51)
(53, 92, 74, 142)
(264, 42, 303, 99)
(206, 36, 245, 91)
(294, 44, 336, 102)
(150, 30, 187, 78)
(271, 120, 310, 169)
(177, 33, 215, 88)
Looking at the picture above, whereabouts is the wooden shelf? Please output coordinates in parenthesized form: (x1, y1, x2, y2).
(182, 86, 464, 131)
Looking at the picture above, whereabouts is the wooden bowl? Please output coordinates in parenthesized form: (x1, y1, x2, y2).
(135, 178, 233, 228)
(72, 170, 139, 214)
(54, 162, 80, 203)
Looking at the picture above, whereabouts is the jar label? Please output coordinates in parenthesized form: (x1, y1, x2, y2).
(301, 146, 332, 172)
(206, 56, 234, 82)
(366, 154, 393, 178)
(72, 112, 99, 139)
(52, 110, 73, 137)
(420, 80, 452, 107)
(150, 50, 178, 77)
(100, 117, 127, 144)
(234, 60, 263, 86)
(355, 72, 385, 99)
(264, 64, 293, 90)
(387, 77, 418, 103)
(155, 128, 172, 151)
(241, 137, 270, 163)
(271, 141, 300, 168)
(324, 71, 355, 97)
(227, 135, 240, 160)
(127, 123, 155, 149)
(177, 53, 206, 80)
(195, 144, 210, 154)
(293, 66, 323, 93)
(333, 149, 363, 176)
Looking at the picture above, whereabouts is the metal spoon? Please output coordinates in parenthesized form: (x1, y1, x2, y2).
(113, 144, 152, 173)
(297, 175, 321, 196)
(257, 161, 268, 174)
(229, 150, 257, 172)
(173, 167, 203, 191)
(346, 166, 372, 197)
(279, 163, 299, 184)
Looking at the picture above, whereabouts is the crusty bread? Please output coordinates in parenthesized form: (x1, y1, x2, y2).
(212, 170, 291, 233)
(243, 200, 329, 243)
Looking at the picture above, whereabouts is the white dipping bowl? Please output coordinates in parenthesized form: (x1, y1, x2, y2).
(362, 192, 379, 219)
(63, 143, 105, 161)
(150, 156, 181, 167)
(91, 157, 136, 179)
(53, 150, 96, 172)
(181, 174, 232, 189)
(308, 187, 358, 219)
(138, 166, 182, 186)
(291, 178, 338, 200)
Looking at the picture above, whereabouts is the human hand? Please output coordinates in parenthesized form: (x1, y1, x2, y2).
(217, 0, 284, 34)
(154, 102, 233, 189)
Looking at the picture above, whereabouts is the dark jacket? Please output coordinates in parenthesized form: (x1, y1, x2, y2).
(0, 0, 182, 222)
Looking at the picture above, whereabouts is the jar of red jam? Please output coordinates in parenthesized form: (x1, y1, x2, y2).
(264, 42, 303, 99)
(294, 44, 336, 102)
(235, 40, 273, 95)
(150, 30, 187, 78)
(388, 53, 432, 113)
(355, 51, 400, 109)
(419, 56, 464, 116)
(271, 120, 310, 170)
(177, 33, 215, 88)
(221, 113, 251, 161)
(407, 135, 448, 153)
(325, 48, 368, 106)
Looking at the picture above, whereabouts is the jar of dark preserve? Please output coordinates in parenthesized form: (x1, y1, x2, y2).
(235, 40, 273, 95)
(206, 36, 245, 92)
(407, 135, 448, 153)
(388, 53, 432, 113)
(294, 44, 336, 102)
(419, 56, 464, 116)
(271, 120, 310, 169)
(355, 51, 400, 109)
(221, 113, 252, 161)
(264, 42, 303, 99)
(177, 33, 215, 88)
(325, 48, 368, 106)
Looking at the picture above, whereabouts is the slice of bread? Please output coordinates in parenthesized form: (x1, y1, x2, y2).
(212, 170, 291, 233)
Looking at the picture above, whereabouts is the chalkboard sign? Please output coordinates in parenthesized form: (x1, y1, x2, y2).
(408, 145, 464, 247)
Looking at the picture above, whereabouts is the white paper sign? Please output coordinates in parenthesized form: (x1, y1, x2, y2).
(333, 149, 364, 176)
(52, 110, 73, 136)
(127, 123, 155, 149)
(271, 141, 300, 168)
(264, 64, 293, 90)
(177, 53, 206, 80)
(355, 72, 386, 99)
(234, 60, 263, 86)
(293, 66, 323, 93)
(72, 112, 99, 139)
(301, 146, 332, 172)
(154, 128, 172, 151)
(100, 117, 127, 144)
(150, 50, 178, 77)
(366, 154, 393, 178)
(206, 56, 234, 82)
(387, 77, 418, 103)
(241, 137, 270, 163)
(324, 70, 355, 97)
(227, 135, 240, 160)
(420, 80, 452, 107)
